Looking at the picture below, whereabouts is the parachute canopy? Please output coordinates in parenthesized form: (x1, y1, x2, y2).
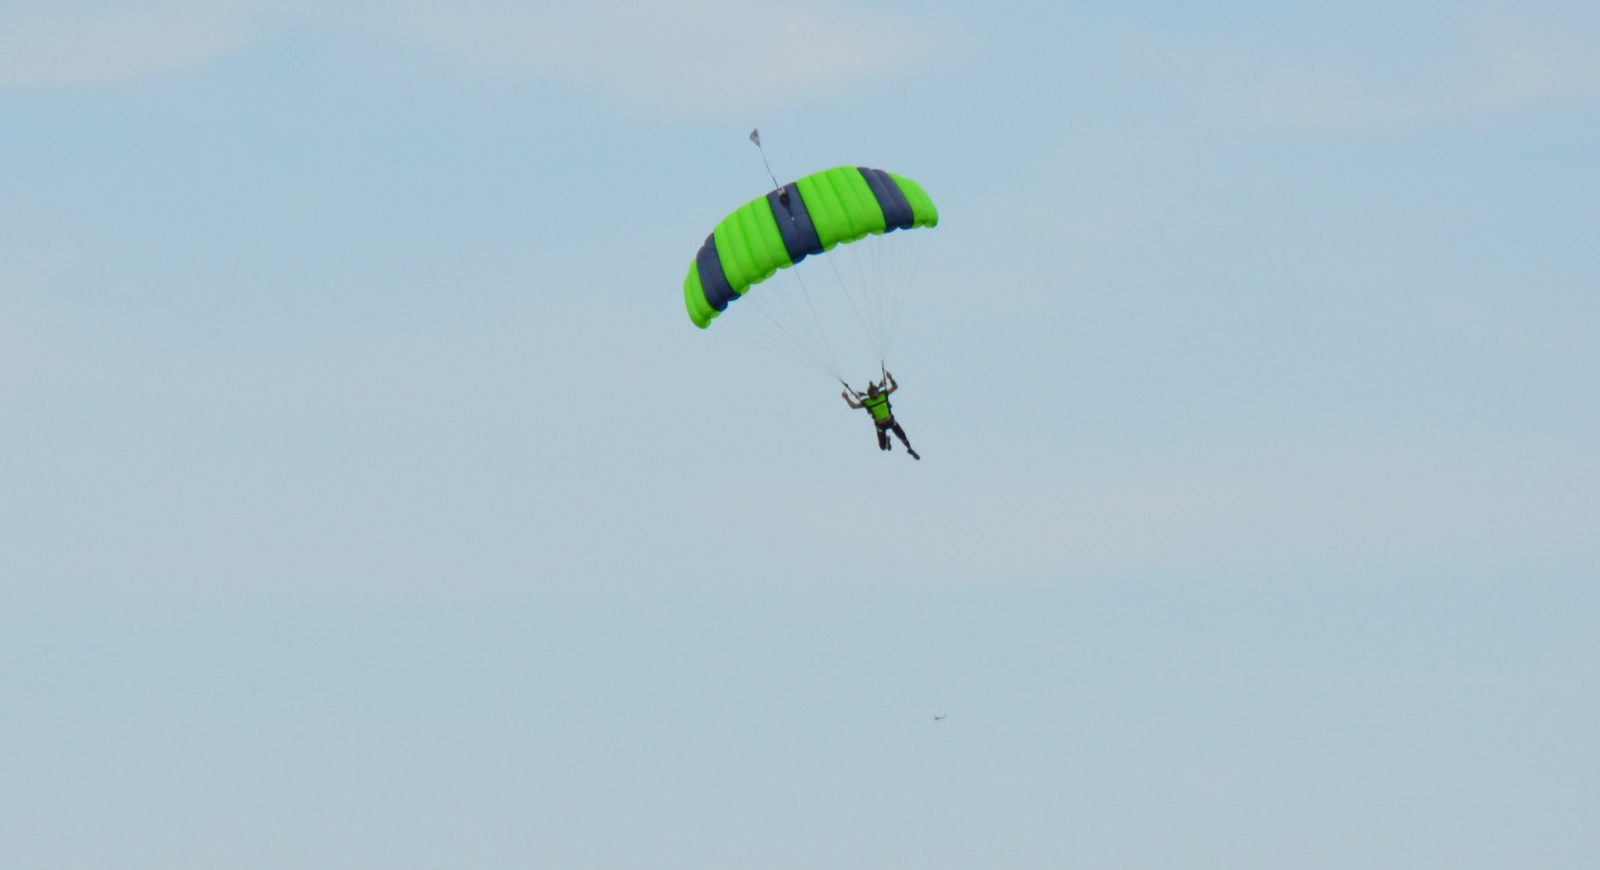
(684, 166, 938, 328)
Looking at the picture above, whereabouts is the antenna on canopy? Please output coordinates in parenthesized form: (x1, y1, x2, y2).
(749, 128, 788, 203)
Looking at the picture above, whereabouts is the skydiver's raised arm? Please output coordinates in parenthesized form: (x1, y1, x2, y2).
(841, 390, 863, 409)
(883, 370, 898, 394)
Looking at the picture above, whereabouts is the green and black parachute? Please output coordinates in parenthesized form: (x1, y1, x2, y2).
(683, 166, 938, 330)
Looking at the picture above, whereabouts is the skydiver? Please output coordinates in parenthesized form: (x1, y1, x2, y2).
(842, 371, 919, 460)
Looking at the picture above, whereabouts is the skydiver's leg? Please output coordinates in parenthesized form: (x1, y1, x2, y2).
(876, 426, 890, 450)
(890, 421, 919, 460)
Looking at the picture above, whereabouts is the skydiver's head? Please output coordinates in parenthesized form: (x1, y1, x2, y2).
(867, 383, 880, 397)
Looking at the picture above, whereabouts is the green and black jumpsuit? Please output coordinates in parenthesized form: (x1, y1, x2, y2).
(862, 392, 913, 452)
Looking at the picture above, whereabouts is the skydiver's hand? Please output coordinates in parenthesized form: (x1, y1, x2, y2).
(841, 391, 849, 399)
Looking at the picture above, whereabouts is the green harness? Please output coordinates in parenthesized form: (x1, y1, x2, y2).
(862, 392, 893, 423)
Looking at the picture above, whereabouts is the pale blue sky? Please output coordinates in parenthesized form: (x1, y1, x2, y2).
(3, 2, 1597, 868)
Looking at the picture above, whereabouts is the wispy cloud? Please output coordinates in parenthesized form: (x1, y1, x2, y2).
(1116, 2, 1600, 132)
(842, 447, 1600, 585)
(0, 1, 249, 89)
(504, 443, 1599, 593)
(1461, 3, 1600, 111)
(383, 0, 941, 113)
(3, 0, 941, 110)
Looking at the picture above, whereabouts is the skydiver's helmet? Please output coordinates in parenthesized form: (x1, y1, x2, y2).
(867, 383, 880, 397)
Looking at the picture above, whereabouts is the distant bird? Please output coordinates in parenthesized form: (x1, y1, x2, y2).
(933, 715, 946, 721)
